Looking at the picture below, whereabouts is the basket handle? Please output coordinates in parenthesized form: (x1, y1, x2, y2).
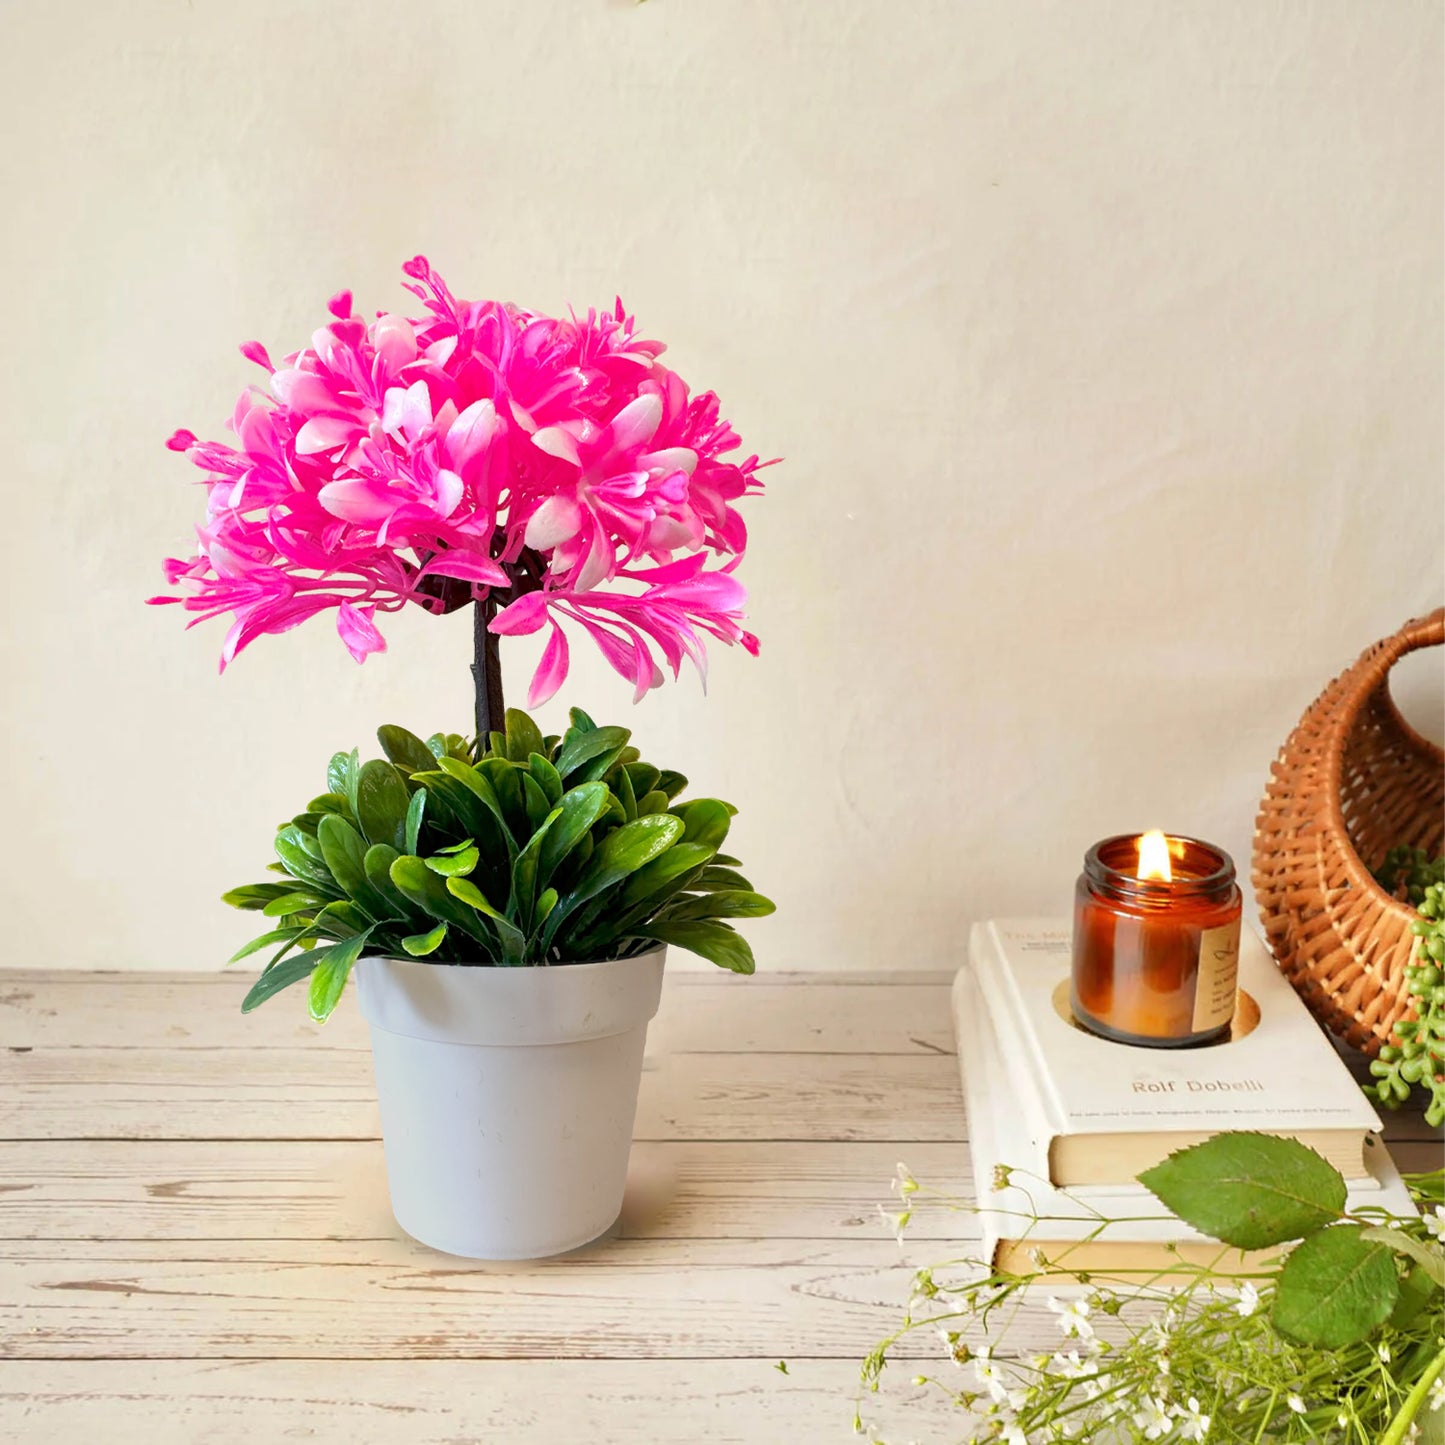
(1355, 606, 1444, 697)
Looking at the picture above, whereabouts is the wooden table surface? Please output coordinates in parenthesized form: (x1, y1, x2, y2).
(0, 969, 1436, 1444)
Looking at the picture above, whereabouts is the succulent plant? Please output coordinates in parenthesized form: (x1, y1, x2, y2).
(225, 707, 773, 1021)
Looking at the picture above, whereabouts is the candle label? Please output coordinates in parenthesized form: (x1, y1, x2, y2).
(1192, 920, 1242, 1033)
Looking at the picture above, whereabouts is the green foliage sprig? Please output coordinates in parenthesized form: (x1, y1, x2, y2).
(1368, 871, 1445, 1129)
(863, 1135, 1445, 1444)
(224, 707, 774, 1021)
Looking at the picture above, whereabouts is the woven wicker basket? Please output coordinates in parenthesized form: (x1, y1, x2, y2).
(1253, 608, 1445, 1055)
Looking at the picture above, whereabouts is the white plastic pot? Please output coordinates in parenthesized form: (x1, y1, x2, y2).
(354, 947, 666, 1260)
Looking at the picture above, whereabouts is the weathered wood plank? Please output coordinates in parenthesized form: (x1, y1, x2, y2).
(0, 974, 955, 1055)
(0, 1358, 946, 1445)
(0, 1238, 944, 1361)
(0, 1050, 965, 1143)
(0, 1140, 973, 1243)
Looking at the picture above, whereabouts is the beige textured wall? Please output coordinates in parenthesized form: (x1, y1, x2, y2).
(1, 1, 1440, 972)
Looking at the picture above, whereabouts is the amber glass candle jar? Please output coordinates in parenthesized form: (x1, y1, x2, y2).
(1071, 832, 1242, 1048)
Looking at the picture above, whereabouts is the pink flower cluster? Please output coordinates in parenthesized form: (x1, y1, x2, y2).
(151, 257, 767, 705)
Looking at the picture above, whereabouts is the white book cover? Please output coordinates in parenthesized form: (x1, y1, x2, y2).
(968, 918, 1383, 1188)
(954, 962, 1416, 1274)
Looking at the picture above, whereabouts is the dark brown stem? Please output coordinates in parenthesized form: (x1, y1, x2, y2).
(472, 596, 505, 745)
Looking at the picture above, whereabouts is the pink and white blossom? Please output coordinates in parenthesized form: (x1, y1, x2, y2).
(151, 257, 769, 703)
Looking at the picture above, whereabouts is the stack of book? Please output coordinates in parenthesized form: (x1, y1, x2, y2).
(955, 919, 1413, 1282)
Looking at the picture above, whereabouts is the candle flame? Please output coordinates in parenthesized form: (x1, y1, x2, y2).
(1137, 830, 1174, 882)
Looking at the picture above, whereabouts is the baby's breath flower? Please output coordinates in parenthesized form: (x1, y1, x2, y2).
(1233, 1280, 1260, 1317)
(991, 1164, 1012, 1190)
(1134, 1394, 1173, 1440)
(1425, 1205, 1445, 1241)
(892, 1163, 919, 1197)
(1174, 1396, 1211, 1442)
(1378, 1342, 1392, 1364)
(878, 1205, 910, 1244)
(1046, 1295, 1094, 1340)
(1049, 1349, 1098, 1380)
(1286, 1394, 1306, 1414)
(1430, 1373, 1445, 1412)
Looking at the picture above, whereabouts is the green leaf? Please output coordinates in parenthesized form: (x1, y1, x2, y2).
(623, 762, 661, 800)
(404, 788, 426, 856)
(360, 844, 426, 928)
(223, 882, 309, 911)
(389, 855, 492, 946)
(401, 923, 448, 957)
(356, 760, 410, 850)
(241, 954, 318, 1013)
(567, 706, 597, 733)
(664, 890, 776, 921)
(261, 891, 322, 919)
(326, 750, 352, 797)
(693, 866, 754, 893)
(1138, 1133, 1347, 1249)
(655, 769, 688, 800)
(635, 789, 670, 816)
(1388, 1260, 1438, 1330)
(670, 798, 732, 848)
(436, 757, 516, 854)
(228, 927, 307, 964)
(554, 725, 631, 783)
(317, 815, 395, 921)
(637, 920, 756, 974)
(477, 757, 528, 838)
(307, 792, 353, 818)
(1360, 1225, 1445, 1287)
(425, 844, 480, 878)
(614, 766, 639, 822)
(536, 783, 611, 891)
(535, 888, 558, 926)
(310, 899, 373, 938)
(543, 813, 685, 951)
(446, 877, 525, 962)
(377, 725, 438, 775)
(527, 753, 564, 808)
(504, 708, 546, 763)
(617, 842, 717, 910)
(1271, 1224, 1399, 1347)
(521, 773, 552, 834)
(307, 930, 372, 1023)
(273, 830, 337, 892)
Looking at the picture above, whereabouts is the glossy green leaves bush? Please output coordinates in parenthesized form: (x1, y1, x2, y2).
(225, 708, 774, 1021)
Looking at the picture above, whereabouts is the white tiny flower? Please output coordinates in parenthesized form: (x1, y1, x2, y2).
(878, 1204, 910, 1244)
(1174, 1396, 1211, 1442)
(1000, 1424, 1028, 1445)
(1049, 1349, 1098, 1380)
(1134, 1395, 1173, 1440)
(1430, 1373, 1445, 1412)
(1046, 1294, 1094, 1340)
(892, 1162, 919, 1197)
(1286, 1394, 1306, 1414)
(1233, 1280, 1260, 1317)
(1379, 1342, 1392, 1364)
(1028, 1246, 1048, 1267)
(1424, 1205, 1445, 1241)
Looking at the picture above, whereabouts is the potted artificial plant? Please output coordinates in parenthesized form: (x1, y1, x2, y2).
(152, 257, 774, 1259)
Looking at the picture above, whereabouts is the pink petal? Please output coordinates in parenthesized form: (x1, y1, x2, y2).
(270, 368, 336, 413)
(435, 468, 463, 517)
(166, 428, 197, 453)
(318, 479, 396, 523)
(526, 623, 570, 707)
(416, 551, 508, 586)
(607, 393, 662, 455)
(531, 426, 582, 466)
(524, 493, 582, 551)
(295, 415, 359, 455)
(238, 341, 273, 371)
(336, 601, 386, 662)
(328, 289, 354, 320)
(490, 591, 550, 636)
(371, 314, 417, 371)
(446, 399, 501, 471)
(382, 379, 433, 439)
